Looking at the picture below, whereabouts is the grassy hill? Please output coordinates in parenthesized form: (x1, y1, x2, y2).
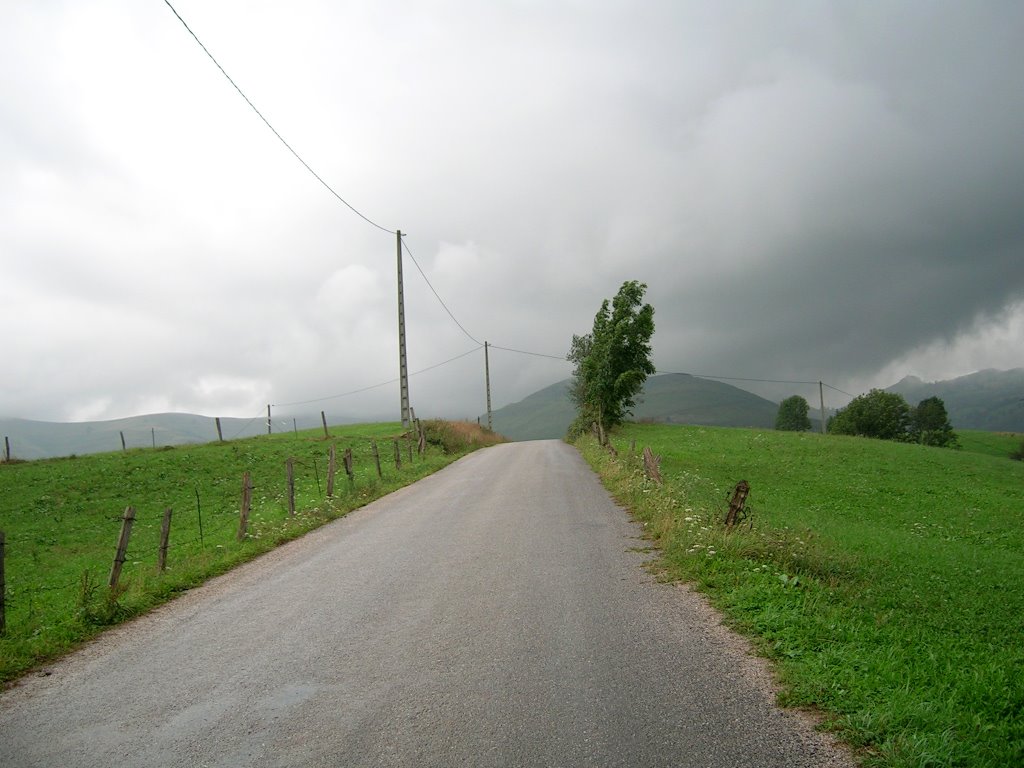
(578, 424, 1024, 767)
(887, 368, 1024, 431)
(490, 373, 782, 440)
(0, 420, 500, 683)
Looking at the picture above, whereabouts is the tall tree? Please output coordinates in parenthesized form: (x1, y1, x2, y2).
(910, 396, 959, 447)
(828, 389, 912, 441)
(568, 281, 655, 442)
(776, 395, 812, 431)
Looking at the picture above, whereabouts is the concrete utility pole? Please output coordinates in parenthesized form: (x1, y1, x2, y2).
(397, 230, 411, 428)
(484, 341, 493, 431)
(819, 381, 826, 434)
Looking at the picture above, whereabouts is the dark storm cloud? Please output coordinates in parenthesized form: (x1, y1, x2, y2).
(1, 1, 1022, 421)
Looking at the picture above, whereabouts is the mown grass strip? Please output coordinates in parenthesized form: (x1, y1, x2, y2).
(576, 424, 1024, 768)
(0, 420, 502, 684)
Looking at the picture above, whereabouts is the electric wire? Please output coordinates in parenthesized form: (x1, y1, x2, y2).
(401, 239, 481, 345)
(657, 370, 819, 385)
(819, 382, 860, 399)
(489, 344, 568, 362)
(161, 0, 395, 234)
(272, 346, 482, 408)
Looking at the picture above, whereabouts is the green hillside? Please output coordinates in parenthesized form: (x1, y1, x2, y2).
(578, 424, 1024, 767)
(490, 373, 781, 440)
(0, 420, 499, 683)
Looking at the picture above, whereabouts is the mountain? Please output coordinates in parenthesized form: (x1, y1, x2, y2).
(886, 368, 1024, 432)
(0, 412, 364, 461)
(490, 373, 782, 441)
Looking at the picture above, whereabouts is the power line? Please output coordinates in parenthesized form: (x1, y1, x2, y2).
(657, 370, 819, 386)
(489, 344, 568, 362)
(272, 346, 482, 408)
(162, 0, 395, 234)
(822, 382, 857, 398)
(401, 239, 481, 345)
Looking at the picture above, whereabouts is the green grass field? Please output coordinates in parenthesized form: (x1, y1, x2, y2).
(0, 420, 498, 684)
(578, 424, 1024, 768)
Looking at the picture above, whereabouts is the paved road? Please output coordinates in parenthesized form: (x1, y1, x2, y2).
(0, 440, 852, 767)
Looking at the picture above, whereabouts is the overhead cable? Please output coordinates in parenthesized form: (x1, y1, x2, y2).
(162, 0, 395, 234)
(401, 239, 481, 345)
(657, 370, 819, 385)
(489, 344, 568, 362)
(272, 346, 482, 408)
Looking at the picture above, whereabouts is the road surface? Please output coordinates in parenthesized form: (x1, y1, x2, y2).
(0, 440, 852, 767)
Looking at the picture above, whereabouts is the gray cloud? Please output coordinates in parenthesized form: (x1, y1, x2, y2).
(2, 1, 1022, 423)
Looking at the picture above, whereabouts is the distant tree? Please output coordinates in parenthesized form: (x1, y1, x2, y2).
(567, 280, 655, 443)
(828, 389, 912, 441)
(909, 396, 959, 448)
(776, 395, 812, 431)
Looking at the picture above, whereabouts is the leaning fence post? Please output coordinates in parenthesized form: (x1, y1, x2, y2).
(158, 507, 173, 572)
(237, 473, 252, 541)
(3, 436, 10, 462)
(109, 506, 136, 589)
(344, 448, 354, 486)
(286, 458, 296, 516)
(326, 445, 337, 498)
(321, 411, 329, 439)
(215, 417, 224, 443)
(371, 440, 382, 479)
(725, 480, 751, 529)
(642, 446, 663, 484)
(394, 439, 402, 470)
(0, 530, 6, 635)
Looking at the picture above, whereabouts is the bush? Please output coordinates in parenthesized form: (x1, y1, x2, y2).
(828, 389, 912, 441)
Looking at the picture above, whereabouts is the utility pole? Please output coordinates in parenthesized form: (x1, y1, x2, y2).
(484, 341, 493, 431)
(819, 381, 826, 434)
(397, 230, 411, 428)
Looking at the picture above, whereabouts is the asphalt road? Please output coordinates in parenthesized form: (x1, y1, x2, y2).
(0, 440, 852, 767)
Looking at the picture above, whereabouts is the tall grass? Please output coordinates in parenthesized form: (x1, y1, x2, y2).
(577, 424, 1024, 767)
(0, 421, 495, 683)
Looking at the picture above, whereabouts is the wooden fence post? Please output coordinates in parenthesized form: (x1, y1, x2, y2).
(215, 417, 223, 443)
(0, 530, 6, 635)
(158, 508, 172, 572)
(407, 439, 413, 463)
(344, 448, 354, 485)
(725, 481, 751, 529)
(286, 458, 296, 516)
(371, 440, 382, 479)
(642, 446, 663, 484)
(394, 439, 402, 470)
(238, 473, 252, 541)
(120, 431, 126, 452)
(109, 506, 136, 589)
(3, 436, 9, 462)
(326, 445, 337, 498)
(321, 411, 329, 439)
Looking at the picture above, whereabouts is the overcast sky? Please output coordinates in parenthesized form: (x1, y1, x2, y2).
(3, 0, 1023, 424)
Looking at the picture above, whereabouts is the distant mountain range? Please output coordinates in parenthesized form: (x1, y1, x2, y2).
(4, 369, 1019, 459)
(886, 368, 1024, 432)
(489, 373, 784, 441)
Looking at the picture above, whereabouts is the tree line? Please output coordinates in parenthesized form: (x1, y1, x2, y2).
(776, 390, 959, 447)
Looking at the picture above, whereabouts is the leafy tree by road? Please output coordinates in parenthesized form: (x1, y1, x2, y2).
(567, 280, 655, 442)
(775, 395, 812, 431)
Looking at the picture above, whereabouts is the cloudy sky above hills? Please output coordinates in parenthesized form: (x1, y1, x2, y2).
(3, 0, 1023, 424)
